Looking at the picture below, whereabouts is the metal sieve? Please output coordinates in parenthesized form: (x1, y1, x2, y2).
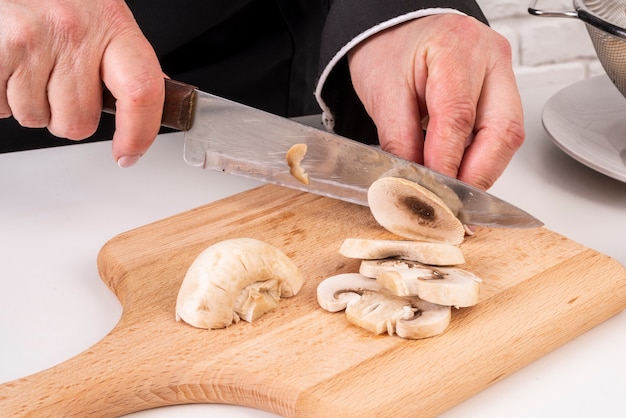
(529, 0, 626, 98)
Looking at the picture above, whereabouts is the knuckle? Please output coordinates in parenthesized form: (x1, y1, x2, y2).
(499, 119, 526, 152)
(121, 75, 164, 108)
(440, 100, 476, 137)
(49, 112, 101, 140)
(3, 18, 39, 53)
(15, 113, 50, 129)
(46, 4, 88, 46)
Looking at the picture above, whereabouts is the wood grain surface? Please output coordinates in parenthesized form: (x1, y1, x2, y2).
(1, 184, 625, 417)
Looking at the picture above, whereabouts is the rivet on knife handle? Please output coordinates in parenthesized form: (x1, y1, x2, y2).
(102, 78, 197, 131)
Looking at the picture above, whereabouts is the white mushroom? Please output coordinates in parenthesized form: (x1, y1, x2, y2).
(345, 290, 415, 336)
(377, 267, 481, 308)
(359, 258, 434, 278)
(316, 273, 383, 312)
(286, 143, 309, 185)
(317, 273, 451, 339)
(395, 298, 452, 339)
(176, 238, 303, 329)
(367, 177, 465, 245)
(339, 238, 465, 266)
(359, 259, 481, 307)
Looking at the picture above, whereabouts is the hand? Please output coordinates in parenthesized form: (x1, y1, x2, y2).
(0, 0, 164, 166)
(348, 14, 524, 190)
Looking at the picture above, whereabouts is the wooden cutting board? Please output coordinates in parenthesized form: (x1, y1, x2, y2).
(1, 184, 625, 417)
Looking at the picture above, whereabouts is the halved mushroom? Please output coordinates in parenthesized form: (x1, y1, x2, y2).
(367, 177, 465, 245)
(176, 238, 304, 329)
(339, 238, 465, 266)
(317, 273, 451, 339)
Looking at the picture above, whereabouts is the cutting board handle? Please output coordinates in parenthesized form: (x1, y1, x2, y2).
(102, 78, 196, 131)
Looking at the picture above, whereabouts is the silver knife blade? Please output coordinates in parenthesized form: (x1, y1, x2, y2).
(183, 90, 542, 228)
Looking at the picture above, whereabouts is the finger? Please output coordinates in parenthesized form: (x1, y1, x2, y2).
(101, 30, 164, 167)
(5, 64, 51, 128)
(375, 88, 425, 164)
(421, 56, 484, 179)
(0, 79, 10, 118)
(457, 61, 525, 190)
(347, 32, 425, 163)
(0, 11, 51, 126)
(46, 58, 103, 140)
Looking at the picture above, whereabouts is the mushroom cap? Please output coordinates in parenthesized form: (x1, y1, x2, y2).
(367, 177, 465, 245)
(176, 238, 303, 329)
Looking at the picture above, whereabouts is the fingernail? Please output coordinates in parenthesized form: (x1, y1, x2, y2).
(117, 154, 142, 168)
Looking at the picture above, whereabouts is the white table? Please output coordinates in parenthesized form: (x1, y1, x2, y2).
(1, 82, 625, 417)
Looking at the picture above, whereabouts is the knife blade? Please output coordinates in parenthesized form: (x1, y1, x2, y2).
(103, 79, 542, 228)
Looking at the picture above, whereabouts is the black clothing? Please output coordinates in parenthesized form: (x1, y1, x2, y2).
(0, 0, 486, 153)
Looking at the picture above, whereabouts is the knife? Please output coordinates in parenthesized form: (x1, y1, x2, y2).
(103, 79, 542, 228)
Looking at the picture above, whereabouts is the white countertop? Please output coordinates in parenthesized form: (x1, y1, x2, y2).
(1, 81, 625, 417)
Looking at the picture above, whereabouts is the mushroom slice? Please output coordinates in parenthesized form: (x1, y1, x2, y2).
(286, 143, 309, 185)
(359, 258, 433, 278)
(367, 177, 465, 245)
(344, 290, 415, 336)
(176, 238, 303, 329)
(345, 291, 451, 339)
(316, 273, 383, 312)
(377, 267, 482, 307)
(339, 238, 465, 266)
(395, 299, 451, 339)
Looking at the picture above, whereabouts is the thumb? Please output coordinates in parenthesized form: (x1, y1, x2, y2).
(101, 27, 164, 166)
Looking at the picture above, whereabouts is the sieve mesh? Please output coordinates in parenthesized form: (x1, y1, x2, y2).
(578, 0, 626, 97)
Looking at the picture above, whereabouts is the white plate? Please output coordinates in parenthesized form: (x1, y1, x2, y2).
(542, 75, 626, 183)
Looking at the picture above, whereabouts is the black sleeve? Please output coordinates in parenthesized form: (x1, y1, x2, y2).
(316, 0, 488, 145)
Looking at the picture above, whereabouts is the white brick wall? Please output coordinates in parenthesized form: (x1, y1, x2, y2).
(476, 0, 605, 88)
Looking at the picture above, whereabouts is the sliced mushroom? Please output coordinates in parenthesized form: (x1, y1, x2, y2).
(286, 143, 309, 185)
(316, 273, 383, 312)
(359, 258, 433, 278)
(317, 273, 451, 339)
(395, 298, 451, 339)
(345, 291, 450, 339)
(176, 238, 304, 329)
(377, 267, 481, 308)
(345, 290, 416, 336)
(339, 238, 465, 266)
(367, 177, 465, 245)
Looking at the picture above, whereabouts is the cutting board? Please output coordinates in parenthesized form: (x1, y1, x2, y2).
(1, 184, 625, 417)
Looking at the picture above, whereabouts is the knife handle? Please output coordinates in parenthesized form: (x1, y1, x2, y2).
(102, 78, 196, 131)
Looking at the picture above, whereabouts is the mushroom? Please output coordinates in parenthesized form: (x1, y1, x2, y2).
(339, 238, 465, 266)
(176, 238, 304, 329)
(359, 258, 434, 278)
(367, 177, 465, 245)
(359, 259, 481, 307)
(286, 143, 309, 185)
(376, 267, 481, 308)
(316, 273, 384, 312)
(316, 273, 451, 339)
